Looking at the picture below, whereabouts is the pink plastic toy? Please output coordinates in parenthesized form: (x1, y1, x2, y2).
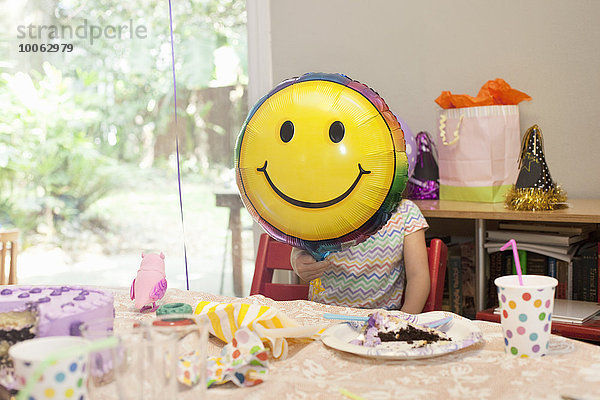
(130, 252, 168, 313)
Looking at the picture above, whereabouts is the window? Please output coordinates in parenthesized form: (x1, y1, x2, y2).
(1, 0, 253, 295)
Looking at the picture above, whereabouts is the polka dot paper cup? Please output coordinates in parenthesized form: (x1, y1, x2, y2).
(9, 336, 89, 399)
(495, 275, 558, 358)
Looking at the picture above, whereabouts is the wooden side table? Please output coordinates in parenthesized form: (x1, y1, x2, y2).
(414, 199, 600, 311)
(215, 192, 244, 297)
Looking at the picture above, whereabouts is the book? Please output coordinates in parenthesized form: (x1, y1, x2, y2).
(484, 241, 581, 262)
(590, 256, 597, 303)
(497, 222, 596, 236)
(556, 260, 569, 299)
(515, 249, 527, 275)
(446, 245, 462, 316)
(572, 253, 583, 301)
(487, 251, 503, 308)
(486, 229, 588, 246)
(502, 250, 513, 276)
(568, 259, 574, 300)
(573, 242, 598, 302)
(587, 244, 597, 303)
(460, 241, 476, 319)
(442, 255, 450, 312)
(552, 299, 600, 324)
(494, 299, 600, 325)
(526, 252, 547, 276)
(547, 256, 557, 278)
(500, 241, 572, 255)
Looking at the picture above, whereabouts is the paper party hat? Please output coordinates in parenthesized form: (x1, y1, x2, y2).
(505, 124, 567, 210)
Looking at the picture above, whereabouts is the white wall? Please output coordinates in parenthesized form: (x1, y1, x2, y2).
(267, 0, 600, 198)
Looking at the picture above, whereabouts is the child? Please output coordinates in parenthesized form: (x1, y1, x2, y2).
(290, 199, 430, 313)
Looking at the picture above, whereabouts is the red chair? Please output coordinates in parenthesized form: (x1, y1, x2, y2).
(250, 233, 448, 312)
(423, 238, 448, 312)
(250, 234, 309, 301)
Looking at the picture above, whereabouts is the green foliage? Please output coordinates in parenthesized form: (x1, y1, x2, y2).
(51, 0, 248, 164)
(0, 63, 115, 235)
(1, 0, 247, 244)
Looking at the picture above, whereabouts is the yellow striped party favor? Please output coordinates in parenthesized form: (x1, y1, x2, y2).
(194, 301, 326, 359)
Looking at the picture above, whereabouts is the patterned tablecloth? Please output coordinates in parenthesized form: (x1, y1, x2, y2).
(110, 288, 600, 400)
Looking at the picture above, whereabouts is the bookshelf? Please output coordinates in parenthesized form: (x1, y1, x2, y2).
(413, 199, 600, 311)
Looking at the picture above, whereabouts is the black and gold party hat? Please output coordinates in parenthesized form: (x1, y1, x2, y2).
(505, 124, 567, 211)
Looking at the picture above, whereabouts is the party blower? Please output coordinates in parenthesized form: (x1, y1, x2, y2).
(494, 239, 558, 358)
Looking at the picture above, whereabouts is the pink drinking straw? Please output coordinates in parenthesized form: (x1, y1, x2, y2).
(500, 239, 524, 286)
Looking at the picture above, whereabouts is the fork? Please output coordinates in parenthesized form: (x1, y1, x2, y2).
(427, 316, 453, 331)
(323, 313, 453, 330)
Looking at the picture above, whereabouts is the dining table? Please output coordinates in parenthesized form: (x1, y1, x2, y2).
(108, 287, 600, 400)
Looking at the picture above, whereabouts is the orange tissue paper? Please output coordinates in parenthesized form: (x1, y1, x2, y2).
(435, 78, 532, 109)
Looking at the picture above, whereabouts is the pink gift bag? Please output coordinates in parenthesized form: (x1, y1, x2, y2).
(436, 105, 520, 202)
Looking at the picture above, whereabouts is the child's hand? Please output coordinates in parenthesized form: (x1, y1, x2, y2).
(290, 248, 332, 282)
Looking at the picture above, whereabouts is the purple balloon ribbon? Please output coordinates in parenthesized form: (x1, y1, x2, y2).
(168, 0, 190, 290)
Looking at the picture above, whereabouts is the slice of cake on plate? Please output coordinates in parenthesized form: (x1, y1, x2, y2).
(351, 311, 451, 348)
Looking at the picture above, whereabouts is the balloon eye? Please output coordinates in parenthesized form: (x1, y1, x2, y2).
(329, 121, 345, 143)
(280, 120, 294, 143)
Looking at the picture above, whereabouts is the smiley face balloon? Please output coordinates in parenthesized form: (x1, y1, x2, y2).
(235, 73, 408, 259)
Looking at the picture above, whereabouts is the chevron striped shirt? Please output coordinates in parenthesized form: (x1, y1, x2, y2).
(309, 199, 428, 309)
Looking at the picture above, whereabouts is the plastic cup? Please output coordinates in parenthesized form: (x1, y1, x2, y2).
(81, 314, 208, 399)
(79, 318, 135, 398)
(110, 322, 151, 400)
(495, 275, 558, 357)
(9, 336, 90, 399)
(142, 313, 208, 398)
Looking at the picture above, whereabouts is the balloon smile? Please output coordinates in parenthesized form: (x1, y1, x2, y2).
(257, 161, 371, 209)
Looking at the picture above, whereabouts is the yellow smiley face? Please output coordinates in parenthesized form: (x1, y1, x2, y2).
(236, 73, 407, 244)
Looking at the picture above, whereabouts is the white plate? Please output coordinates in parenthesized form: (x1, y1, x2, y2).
(321, 311, 483, 359)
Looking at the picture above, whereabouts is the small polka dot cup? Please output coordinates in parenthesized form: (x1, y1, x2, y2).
(495, 275, 558, 358)
(9, 336, 89, 400)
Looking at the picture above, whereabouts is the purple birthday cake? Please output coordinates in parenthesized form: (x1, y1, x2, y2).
(0, 285, 114, 366)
